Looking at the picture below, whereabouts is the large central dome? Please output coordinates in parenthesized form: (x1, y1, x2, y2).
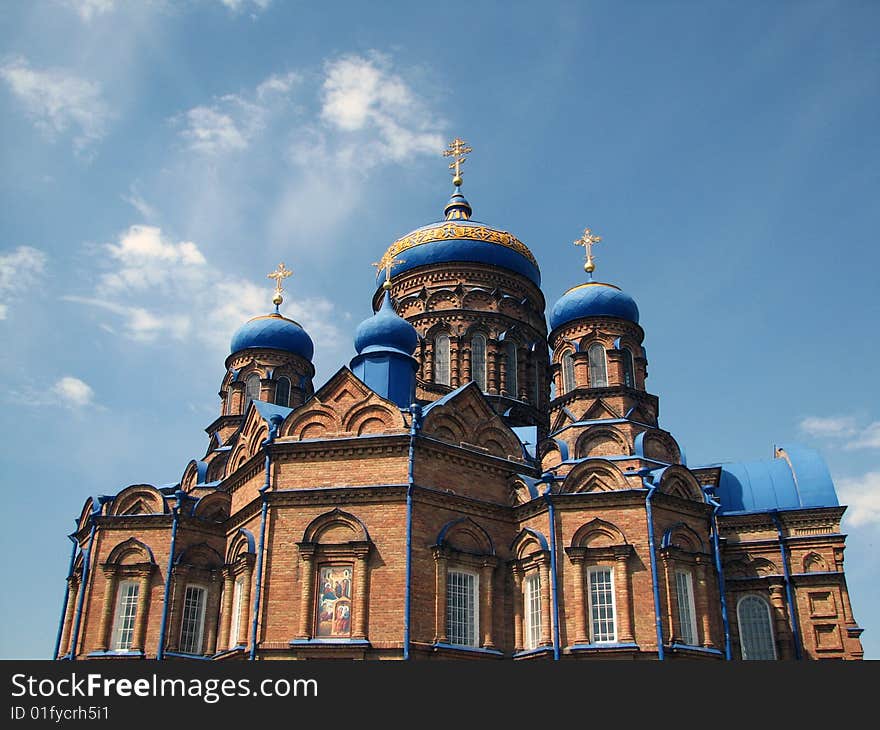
(376, 189, 541, 287)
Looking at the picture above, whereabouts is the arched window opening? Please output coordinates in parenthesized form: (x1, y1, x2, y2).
(111, 580, 140, 651)
(524, 572, 542, 650)
(179, 585, 207, 655)
(737, 595, 777, 660)
(244, 374, 261, 411)
(562, 351, 575, 394)
(622, 348, 635, 388)
(274, 376, 291, 407)
(447, 569, 479, 647)
(675, 570, 698, 646)
(435, 334, 451, 386)
(588, 344, 607, 388)
(471, 334, 487, 391)
(587, 566, 616, 643)
(504, 341, 518, 397)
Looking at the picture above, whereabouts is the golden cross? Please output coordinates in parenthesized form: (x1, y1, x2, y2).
(573, 228, 602, 274)
(372, 251, 406, 290)
(267, 262, 293, 307)
(442, 137, 473, 186)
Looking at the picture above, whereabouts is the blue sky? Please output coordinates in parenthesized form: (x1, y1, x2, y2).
(1, 0, 877, 659)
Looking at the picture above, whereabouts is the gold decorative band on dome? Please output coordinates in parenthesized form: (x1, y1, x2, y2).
(248, 312, 305, 327)
(564, 281, 621, 295)
(385, 222, 539, 268)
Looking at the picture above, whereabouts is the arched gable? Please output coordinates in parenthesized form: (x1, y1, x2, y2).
(181, 460, 209, 490)
(657, 465, 703, 502)
(661, 522, 705, 553)
(436, 517, 494, 556)
(175, 542, 223, 569)
(571, 518, 628, 549)
(226, 528, 256, 564)
(192, 492, 230, 522)
(803, 551, 828, 573)
(105, 537, 156, 566)
(575, 427, 630, 459)
(302, 509, 370, 545)
(510, 528, 549, 560)
(634, 429, 682, 465)
(109, 485, 166, 516)
(560, 458, 629, 494)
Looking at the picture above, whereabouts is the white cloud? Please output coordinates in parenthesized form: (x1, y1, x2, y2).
(66, 225, 342, 353)
(219, 0, 272, 13)
(0, 246, 47, 320)
(320, 54, 444, 165)
(53, 376, 95, 408)
(63, 0, 116, 22)
(0, 57, 111, 152)
(799, 415, 880, 450)
(179, 101, 260, 155)
(837, 472, 880, 527)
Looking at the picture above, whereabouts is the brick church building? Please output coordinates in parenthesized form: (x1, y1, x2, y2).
(54, 141, 864, 661)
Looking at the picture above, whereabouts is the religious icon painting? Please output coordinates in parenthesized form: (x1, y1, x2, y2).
(316, 565, 353, 637)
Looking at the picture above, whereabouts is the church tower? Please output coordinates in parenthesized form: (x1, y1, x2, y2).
(373, 139, 550, 438)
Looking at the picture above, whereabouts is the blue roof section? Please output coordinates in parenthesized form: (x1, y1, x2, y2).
(252, 399, 293, 424)
(713, 443, 839, 514)
(549, 281, 639, 331)
(381, 220, 541, 287)
(354, 290, 419, 356)
(230, 313, 314, 360)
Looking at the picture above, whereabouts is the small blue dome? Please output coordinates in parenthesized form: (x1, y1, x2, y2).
(230, 313, 314, 360)
(354, 291, 419, 356)
(549, 282, 640, 331)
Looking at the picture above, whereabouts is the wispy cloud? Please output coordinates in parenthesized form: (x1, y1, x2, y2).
(65, 225, 342, 353)
(0, 246, 47, 320)
(122, 185, 159, 220)
(0, 57, 112, 152)
(836, 471, 880, 527)
(8, 374, 96, 409)
(799, 415, 880, 450)
(218, 0, 272, 15)
(62, 0, 117, 22)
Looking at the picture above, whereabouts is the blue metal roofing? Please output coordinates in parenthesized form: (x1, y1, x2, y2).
(230, 313, 314, 360)
(713, 443, 839, 514)
(549, 281, 640, 331)
(354, 290, 419, 356)
(379, 220, 541, 286)
(252, 399, 293, 424)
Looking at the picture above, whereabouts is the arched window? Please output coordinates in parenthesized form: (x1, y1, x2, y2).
(274, 376, 291, 407)
(504, 341, 518, 397)
(244, 374, 261, 410)
(588, 343, 607, 388)
(179, 585, 207, 654)
(111, 580, 140, 651)
(622, 348, 635, 388)
(524, 572, 542, 650)
(447, 569, 479, 647)
(471, 334, 487, 390)
(562, 351, 575, 394)
(737, 595, 777, 660)
(434, 334, 451, 386)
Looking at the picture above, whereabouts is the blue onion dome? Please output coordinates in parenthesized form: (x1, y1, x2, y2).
(549, 281, 640, 331)
(354, 290, 419, 356)
(376, 188, 541, 287)
(230, 313, 314, 360)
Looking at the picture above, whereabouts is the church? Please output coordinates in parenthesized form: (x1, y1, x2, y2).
(54, 139, 864, 661)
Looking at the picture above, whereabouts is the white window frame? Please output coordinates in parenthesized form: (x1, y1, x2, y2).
(446, 569, 479, 647)
(229, 577, 244, 649)
(111, 580, 140, 651)
(434, 334, 451, 386)
(675, 570, 698, 646)
(471, 334, 487, 391)
(588, 343, 608, 388)
(274, 376, 291, 407)
(587, 566, 617, 644)
(179, 584, 207, 655)
(561, 351, 575, 394)
(524, 572, 542, 650)
(737, 595, 777, 660)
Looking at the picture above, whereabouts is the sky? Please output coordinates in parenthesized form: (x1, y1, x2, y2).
(1, 0, 877, 660)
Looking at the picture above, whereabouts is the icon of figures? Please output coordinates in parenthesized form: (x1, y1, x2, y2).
(342, 569, 352, 598)
(334, 602, 351, 634)
(319, 600, 334, 623)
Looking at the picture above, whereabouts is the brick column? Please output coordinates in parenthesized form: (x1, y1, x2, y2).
(450, 339, 460, 388)
(424, 342, 434, 382)
(204, 574, 221, 655)
(353, 549, 370, 640)
(461, 346, 471, 385)
(131, 570, 152, 653)
(260, 378, 275, 404)
(433, 548, 448, 643)
(296, 547, 314, 640)
(229, 382, 245, 415)
(570, 556, 587, 644)
(768, 583, 792, 660)
(572, 352, 590, 388)
(97, 567, 118, 652)
(218, 569, 234, 651)
(512, 568, 524, 653)
(614, 549, 634, 643)
(661, 554, 676, 643)
(487, 348, 499, 395)
(480, 561, 495, 649)
(539, 559, 552, 646)
(238, 568, 253, 646)
(696, 559, 713, 648)
(59, 578, 79, 657)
